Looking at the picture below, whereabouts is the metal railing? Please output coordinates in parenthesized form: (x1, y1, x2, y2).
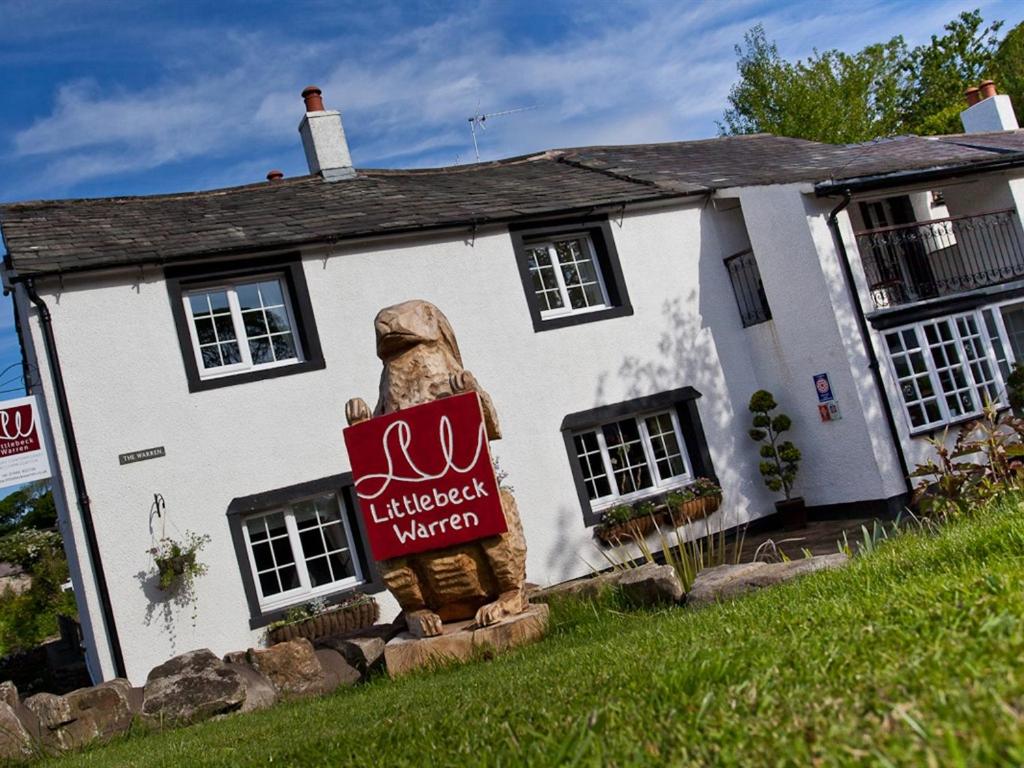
(725, 249, 772, 327)
(855, 209, 1024, 309)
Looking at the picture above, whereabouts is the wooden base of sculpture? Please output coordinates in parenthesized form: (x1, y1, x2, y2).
(383, 603, 549, 678)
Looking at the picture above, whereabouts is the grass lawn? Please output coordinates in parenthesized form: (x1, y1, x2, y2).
(41, 499, 1024, 766)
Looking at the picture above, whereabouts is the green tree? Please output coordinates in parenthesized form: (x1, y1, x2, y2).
(721, 10, 1009, 142)
(901, 10, 1003, 135)
(0, 481, 55, 536)
(720, 25, 907, 143)
(992, 21, 1024, 124)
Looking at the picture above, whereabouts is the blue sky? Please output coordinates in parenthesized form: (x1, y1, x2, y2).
(0, 0, 1023, 496)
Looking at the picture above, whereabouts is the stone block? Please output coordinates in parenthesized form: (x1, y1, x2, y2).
(385, 606, 549, 678)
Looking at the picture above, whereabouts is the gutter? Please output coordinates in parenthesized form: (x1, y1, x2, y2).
(825, 193, 914, 498)
(20, 278, 127, 679)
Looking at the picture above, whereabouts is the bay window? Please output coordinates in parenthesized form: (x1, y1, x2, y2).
(883, 304, 1023, 431)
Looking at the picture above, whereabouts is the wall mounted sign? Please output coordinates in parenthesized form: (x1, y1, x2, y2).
(0, 396, 51, 486)
(343, 392, 506, 560)
(818, 401, 842, 422)
(813, 373, 835, 403)
(118, 446, 167, 466)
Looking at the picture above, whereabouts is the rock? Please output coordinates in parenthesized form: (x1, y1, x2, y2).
(617, 564, 684, 606)
(385, 604, 550, 678)
(530, 572, 616, 603)
(142, 649, 246, 726)
(245, 639, 325, 698)
(0, 681, 18, 708)
(688, 554, 849, 607)
(472, 603, 549, 656)
(25, 691, 72, 731)
(314, 649, 360, 693)
(222, 650, 248, 665)
(0, 702, 32, 761)
(225, 664, 277, 714)
(318, 636, 386, 675)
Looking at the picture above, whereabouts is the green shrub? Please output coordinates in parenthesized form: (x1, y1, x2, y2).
(748, 390, 801, 500)
(0, 528, 62, 569)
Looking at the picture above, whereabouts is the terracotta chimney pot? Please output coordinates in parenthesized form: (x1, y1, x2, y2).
(965, 86, 981, 106)
(266, 170, 284, 182)
(302, 86, 325, 112)
(980, 80, 997, 99)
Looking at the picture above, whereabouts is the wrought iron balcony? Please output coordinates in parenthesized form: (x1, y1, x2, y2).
(855, 209, 1024, 309)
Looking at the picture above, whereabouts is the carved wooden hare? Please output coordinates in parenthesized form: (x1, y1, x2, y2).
(345, 300, 527, 637)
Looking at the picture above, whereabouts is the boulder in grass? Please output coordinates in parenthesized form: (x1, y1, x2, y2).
(245, 639, 326, 698)
(0, 701, 32, 761)
(317, 635, 386, 677)
(142, 649, 246, 726)
(313, 648, 361, 692)
(616, 563, 685, 606)
(225, 664, 278, 714)
(687, 554, 849, 607)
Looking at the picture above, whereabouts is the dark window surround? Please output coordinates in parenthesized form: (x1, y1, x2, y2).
(227, 472, 383, 630)
(165, 252, 326, 393)
(509, 215, 633, 332)
(867, 280, 1024, 330)
(560, 387, 716, 527)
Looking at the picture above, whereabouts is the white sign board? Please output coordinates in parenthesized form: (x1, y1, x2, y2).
(0, 396, 52, 486)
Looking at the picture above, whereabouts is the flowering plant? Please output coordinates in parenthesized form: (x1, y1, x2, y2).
(148, 530, 210, 592)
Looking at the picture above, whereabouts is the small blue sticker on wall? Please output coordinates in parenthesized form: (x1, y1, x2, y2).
(813, 373, 834, 403)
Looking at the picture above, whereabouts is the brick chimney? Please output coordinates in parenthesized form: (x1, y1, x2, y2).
(961, 79, 1019, 133)
(297, 86, 355, 180)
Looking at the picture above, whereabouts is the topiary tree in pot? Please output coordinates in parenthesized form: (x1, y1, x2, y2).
(748, 390, 805, 529)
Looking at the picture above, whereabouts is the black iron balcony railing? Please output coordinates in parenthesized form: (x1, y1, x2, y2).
(855, 209, 1024, 309)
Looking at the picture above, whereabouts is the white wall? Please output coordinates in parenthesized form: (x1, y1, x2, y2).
(22, 195, 896, 682)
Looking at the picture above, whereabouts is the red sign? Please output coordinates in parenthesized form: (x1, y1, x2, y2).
(0, 396, 51, 486)
(343, 392, 507, 560)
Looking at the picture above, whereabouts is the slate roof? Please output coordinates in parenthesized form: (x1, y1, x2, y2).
(5, 130, 1024, 277)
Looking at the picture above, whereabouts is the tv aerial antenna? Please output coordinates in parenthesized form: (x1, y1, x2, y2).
(467, 106, 536, 162)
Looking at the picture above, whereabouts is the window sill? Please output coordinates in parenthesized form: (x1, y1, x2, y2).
(188, 358, 326, 393)
(532, 304, 633, 333)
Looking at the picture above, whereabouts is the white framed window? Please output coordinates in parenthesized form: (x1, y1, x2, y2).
(241, 492, 364, 611)
(571, 409, 693, 509)
(884, 308, 1012, 431)
(183, 276, 302, 379)
(524, 234, 610, 318)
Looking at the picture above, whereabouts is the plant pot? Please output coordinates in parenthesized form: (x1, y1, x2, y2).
(594, 513, 661, 544)
(155, 552, 196, 590)
(775, 497, 807, 530)
(268, 598, 380, 645)
(670, 493, 722, 522)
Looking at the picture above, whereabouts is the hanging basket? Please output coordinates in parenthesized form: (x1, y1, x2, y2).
(268, 598, 380, 645)
(155, 552, 196, 590)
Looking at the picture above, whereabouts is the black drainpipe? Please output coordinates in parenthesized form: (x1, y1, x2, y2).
(22, 279, 127, 679)
(826, 193, 914, 497)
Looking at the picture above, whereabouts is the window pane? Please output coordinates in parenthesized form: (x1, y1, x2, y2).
(221, 342, 242, 365)
(1001, 305, 1024, 362)
(307, 557, 332, 588)
(526, 246, 564, 313)
(645, 412, 687, 481)
(278, 565, 300, 591)
(214, 315, 237, 341)
(195, 318, 216, 345)
(237, 283, 261, 311)
(251, 542, 274, 571)
(200, 347, 221, 369)
(265, 308, 292, 334)
(189, 294, 210, 317)
(259, 571, 281, 597)
(273, 334, 297, 361)
(249, 338, 273, 365)
(292, 494, 355, 589)
(272, 537, 294, 565)
(243, 310, 268, 337)
(259, 280, 285, 307)
(208, 291, 230, 312)
(554, 237, 605, 311)
(328, 551, 354, 581)
(300, 528, 326, 557)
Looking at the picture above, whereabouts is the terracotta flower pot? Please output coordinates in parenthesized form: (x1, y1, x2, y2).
(268, 598, 380, 645)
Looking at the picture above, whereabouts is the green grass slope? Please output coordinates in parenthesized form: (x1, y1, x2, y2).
(46, 500, 1024, 766)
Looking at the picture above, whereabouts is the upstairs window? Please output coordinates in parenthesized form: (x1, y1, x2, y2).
(166, 254, 325, 392)
(525, 235, 610, 318)
(724, 249, 771, 327)
(184, 278, 300, 376)
(510, 216, 633, 332)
